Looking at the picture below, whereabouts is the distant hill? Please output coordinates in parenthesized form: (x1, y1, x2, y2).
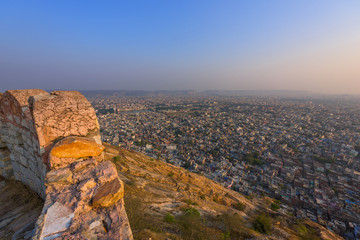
(81, 90, 198, 97)
(201, 90, 312, 97)
(80, 89, 311, 98)
(104, 144, 343, 240)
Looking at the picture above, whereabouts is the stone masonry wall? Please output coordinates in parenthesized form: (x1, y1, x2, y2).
(0, 89, 49, 197)
(0, 90, 132, 239)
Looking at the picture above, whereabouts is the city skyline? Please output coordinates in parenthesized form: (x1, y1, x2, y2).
(1, 1, 360, 94)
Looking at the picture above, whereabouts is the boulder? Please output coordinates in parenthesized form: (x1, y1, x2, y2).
(50, 136, 105, 159)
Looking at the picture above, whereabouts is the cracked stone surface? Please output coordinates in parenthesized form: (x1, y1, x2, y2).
(29, 91, 100, 149)
(6, 89, 48, 107)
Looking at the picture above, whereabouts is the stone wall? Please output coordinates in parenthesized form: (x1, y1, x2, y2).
(0, 90, 132, 239)
(0, 89, 49, 197)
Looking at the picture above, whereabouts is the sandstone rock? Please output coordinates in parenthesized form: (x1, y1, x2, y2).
(41, 202, 74, 239)
(92, 178, 124, 208)
(50, 136, 104, 159)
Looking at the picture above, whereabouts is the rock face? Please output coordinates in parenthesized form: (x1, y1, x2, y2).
(0, 90, 133, 239)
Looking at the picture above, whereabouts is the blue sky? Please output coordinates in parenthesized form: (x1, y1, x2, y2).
(1, 1, 360, 93)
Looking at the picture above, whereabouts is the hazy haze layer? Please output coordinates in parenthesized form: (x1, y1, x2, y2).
(1, 1, 359, 94)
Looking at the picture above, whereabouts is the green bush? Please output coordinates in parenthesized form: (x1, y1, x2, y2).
(232, 202, 245, 211)
(270, 203, 280, 211)
(252, 213, 272, 234)
(293, 222, 321, 240)
(222, 231, 230, 240)
(218, 213, 244, 239)
(164, 213, 175, 223)
(177, 207, 205, 239)
(183, 207, 201, 217)
(184, 199, 198, 206)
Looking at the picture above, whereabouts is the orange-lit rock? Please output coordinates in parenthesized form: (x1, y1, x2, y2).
(50, 136, 105, 158)
(92, 178, 124, 208)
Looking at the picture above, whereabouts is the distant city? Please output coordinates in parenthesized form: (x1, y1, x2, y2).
(86, 91, 360, 238)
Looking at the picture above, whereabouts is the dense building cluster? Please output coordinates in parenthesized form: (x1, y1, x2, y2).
(90, 94, 360, 238)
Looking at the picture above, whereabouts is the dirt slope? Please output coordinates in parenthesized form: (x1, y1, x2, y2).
(104, 144, 343, 240)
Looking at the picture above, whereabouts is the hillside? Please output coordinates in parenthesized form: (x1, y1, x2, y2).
(103, 144, 343, 240)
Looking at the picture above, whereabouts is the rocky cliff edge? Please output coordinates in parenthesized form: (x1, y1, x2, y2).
(0, 90, 132, 240)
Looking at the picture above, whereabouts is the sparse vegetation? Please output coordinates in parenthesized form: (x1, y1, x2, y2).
(124, 195, 148, 233)
(175, 207, 223, 240)
(217, 212, 248, 239)
(113, 147, 339, 240)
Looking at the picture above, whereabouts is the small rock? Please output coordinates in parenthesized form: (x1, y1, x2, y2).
(92, 178, 124, 208)
(95, 161, 118, 184)
(89, 220, 102, 230)
(77, 179, 97, 192)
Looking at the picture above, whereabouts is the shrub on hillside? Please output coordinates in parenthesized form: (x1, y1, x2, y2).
(252, 213, 272, 234)
(183, 199, 198, 206)
(270, 203, 280, 211)
(164, 213, 175, 223)
(232, 202, 245, 211)
(293, 222, 321, 240)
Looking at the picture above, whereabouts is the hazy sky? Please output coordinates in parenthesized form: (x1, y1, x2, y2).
(1, 1, 360, 94)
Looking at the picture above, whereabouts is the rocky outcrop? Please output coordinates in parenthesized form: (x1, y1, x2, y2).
(0, 90, 132, 239)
